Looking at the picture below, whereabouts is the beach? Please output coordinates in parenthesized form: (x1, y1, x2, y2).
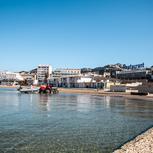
(1, 85, 153, 101)
(0, 85, 18, 88)
(59, 88, 153, 101)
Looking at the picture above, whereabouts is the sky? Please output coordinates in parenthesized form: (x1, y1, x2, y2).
(0, 0, 153, 71)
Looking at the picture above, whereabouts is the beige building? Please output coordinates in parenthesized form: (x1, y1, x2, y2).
(37, 65, 52, 84)
(19, 71, 37, 85)
(53, 68, 81, 77)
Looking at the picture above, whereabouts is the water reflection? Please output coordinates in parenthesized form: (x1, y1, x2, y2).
(0, 91, 153, 153)
(76, 95, 92, 112)
(106, 97, 153, 119)
(104, 96, 111, 108)
(38, 95, 51, 111)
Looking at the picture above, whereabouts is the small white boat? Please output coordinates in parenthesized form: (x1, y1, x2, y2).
(18, 86, 39, 94)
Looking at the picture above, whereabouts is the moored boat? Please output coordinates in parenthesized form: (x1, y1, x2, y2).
(18, 86, 39, 94)
(18, 85, 59, 94)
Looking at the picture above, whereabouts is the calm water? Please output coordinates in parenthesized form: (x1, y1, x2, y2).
(0, 88, 153, 153)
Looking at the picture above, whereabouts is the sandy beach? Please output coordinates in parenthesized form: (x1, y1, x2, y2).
(59, 88, 153, 101)
(0, 85, 18, 88)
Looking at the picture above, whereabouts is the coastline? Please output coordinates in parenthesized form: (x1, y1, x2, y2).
(60, 88, 153, 153)
(59, 88, 153, 101)
(1, 86, 153, 101)
(1, 86, 153, 152)
(113, 127, 153, 153)
(0, 85, 18, 88)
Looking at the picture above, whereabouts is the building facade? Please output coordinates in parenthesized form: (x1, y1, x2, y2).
(37, 65, 52, 84)
(116, 70, 149, 80)
(53, 68, 81, 77)
(0, 71, 23, 85)
(19, 71, 37, 85)
(0, 71, 23, 81)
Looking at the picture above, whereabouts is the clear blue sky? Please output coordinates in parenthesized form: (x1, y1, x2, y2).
(0, 0, 153, 71)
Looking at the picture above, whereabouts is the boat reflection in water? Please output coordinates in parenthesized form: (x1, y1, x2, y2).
(38, 94, 51, 112)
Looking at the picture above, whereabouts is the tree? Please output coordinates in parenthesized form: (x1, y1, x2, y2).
(44, 73, 49, 84)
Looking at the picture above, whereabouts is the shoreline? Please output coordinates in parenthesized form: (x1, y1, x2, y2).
(1, 86, 153, 101)
(60, 88, 153, 152)
(0, 85, 18, 88)
(59, 88, 153, 101)
(113, 127, 153, 153)
(1, 86, 153, 152)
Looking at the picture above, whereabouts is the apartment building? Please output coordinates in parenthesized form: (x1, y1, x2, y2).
(37, 65, 52, 84)
(53, 68, 81, 77)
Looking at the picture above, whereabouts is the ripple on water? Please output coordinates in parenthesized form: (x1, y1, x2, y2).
(0, 91, 153, 153)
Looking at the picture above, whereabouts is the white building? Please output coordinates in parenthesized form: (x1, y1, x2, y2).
(37, 65, 52, 84)
(0, 71, 23, 81)
(58, 76, 97, 88)
(60, 75, 81, 88)
(0, 71, 23, 85)
(77, 77, 97, 88)
(53, 68, 81, 77)
(51, 68, 81, 87)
